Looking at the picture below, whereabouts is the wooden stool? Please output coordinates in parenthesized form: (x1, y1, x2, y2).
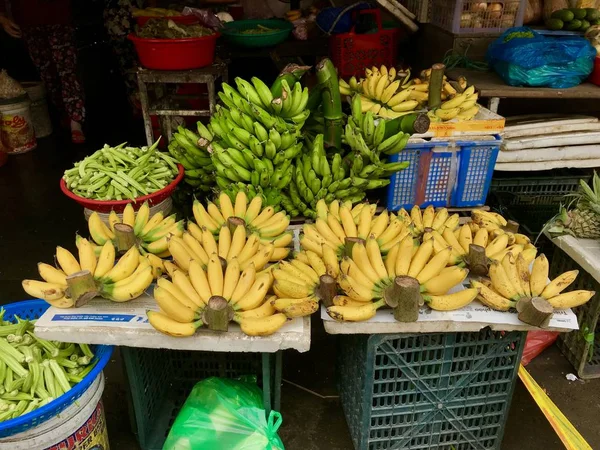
(137, 60, 228, 146)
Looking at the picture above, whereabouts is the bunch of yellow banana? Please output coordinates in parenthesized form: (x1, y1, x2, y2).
(471, 253, 594, 311)
(192, 192, 292, 256)
(88, 202, 184, 257)
(302, 200, 413, 257)
(22, 240, 154, 308)
(339, 66, 420, 119)
(148, 253, 290, 337)
(428, 85, 480, 122)
(271, 248, 339, 318)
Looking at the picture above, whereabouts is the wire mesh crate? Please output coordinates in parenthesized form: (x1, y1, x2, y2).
(122, 347, 263, 450)
(337, 329, 525, 450)
(429, 0, 526, 35)
(550, 246, 600, 379)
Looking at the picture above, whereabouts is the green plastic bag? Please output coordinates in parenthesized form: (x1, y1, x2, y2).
(163, 377, 285, 450)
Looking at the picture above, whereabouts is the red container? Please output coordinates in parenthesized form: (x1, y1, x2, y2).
(135, 15, 199, 27)
(129, 33, 220, 70)
(590, 56, 600, 86)
(60, 164, 185, 213)
(330, 9, 398, 79)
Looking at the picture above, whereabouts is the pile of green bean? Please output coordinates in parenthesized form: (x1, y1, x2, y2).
(63, 141, 180, 200)
(0, 312, 97, 422)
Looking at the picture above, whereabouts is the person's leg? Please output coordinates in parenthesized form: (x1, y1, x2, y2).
(48, 24, 86, 143)
(21, 26, 62, 111)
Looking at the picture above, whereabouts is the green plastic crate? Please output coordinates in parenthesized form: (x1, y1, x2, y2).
(337, 329, 525, 450)
(122, 347, 263, 450)
(489, 172, 590, 236)
(550, 246, 600, 379)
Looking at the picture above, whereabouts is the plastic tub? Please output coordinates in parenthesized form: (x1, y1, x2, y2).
(221, 20, 292, 48)
(0, 96, 36, 154)
(0, 300, 113, 438)
(0, 374, 108, 449)
(129, 33, 219, 70)
(60, 163, 184, 213)
(21, 82, 52, 138)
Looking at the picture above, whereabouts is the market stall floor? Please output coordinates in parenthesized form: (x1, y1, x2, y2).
(2, 137, 599, 449)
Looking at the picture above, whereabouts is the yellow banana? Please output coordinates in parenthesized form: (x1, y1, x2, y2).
(339, 205, 357, 238)
(244, 196, 263, 224)
(315, 218, 343, 247)
(250, 206, 276, 228)
(385, 243, 399, 278)
(530, 254, 549, 297)
(521, 248, 538, 264)
(485, 234, 509, 258)
(238, 234, 261, 265)
(192, 201, 219, 233)
(366, 238, 388, 280)
(153, 286, 198, 323)
(279, 261, 314, 285)
(422, 205, 435, 229)
(426, 288, 478, 311)
(416, 247, 452, 284)
(101, 246, 140, 283)
(207, 252, 223, 297)
(456, 225, 472, 254)
(22, 280, 66, 301)
(206, 201, 225, 227)
(471, 280, 516, 311)
(357, 204, 373, 240)
(369, 211, 389, 239)
(442, 228, 466, 257)
(121, 203, 134, 228)
(377, 219, 404, 247)
(473, 228, 489, 248)
(164, 261, 180, 278)
(236, 313, 288, 336)
(108, 211, 120, 233)
(351, 243, 381, 284)
(56, 246, 81, 276)
(181, 232, 209, 266)
(172, 270, 203, 308)
(233, 191, 247, 218)
(94, 241, 116, 279)
(514, 233, 531, 245)
(547, 290, 595, 309)
(141, 212, 164, 237)
(234, 272, 273, 311)
(515, 253, 531, 297)
(169, 238, 194, 272)
(306, 250, 327, 277)
(290, 260, 320, 284)
(222, 257, 241, 301)
(200, 227, 218, 258)
(156, 278, 198, 311)
(88, 212, 115, 245)
(188, 260, 212, 304)
(431, 208, 448, 231)
(227, 224, 247, 261)
(541, 270, 578, 300)
(327, 299, 385, 321)
(133, 202, 149, 235)
(407, 239, 434, 278)
(278, 298, 319, 318)
(273, 278, 313, 299)
(217, 192, 234, 219)
(332, 295, 366, 307)
(38, 263, 67, 285)
(489, 262, 520, 300)
(395, 235, 414, 276)
(103, 265, 153, 302)
(270, 247, 290, 261)
(322, 245, 340, 279)
(218, 226, 231, 260)
(410, 205, 424, 233)
(299, 236, 323, 257)
(327, 214, 346, 242)
(147, 310, 202, 337)
(387, 89, 411, 107)
(421, 267, 468, 295)
(77, 237, 97, 275)
(238, 296, 276, 319)
(501, 253, 525, 297)
(243, 243, 274, 271)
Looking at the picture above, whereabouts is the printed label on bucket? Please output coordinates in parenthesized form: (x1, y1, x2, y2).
(47, 401, 109, 450)
(1, 112, 36, 154)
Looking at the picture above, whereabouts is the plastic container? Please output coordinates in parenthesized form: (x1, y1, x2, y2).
(21, 82, 52, 138)
(122, 347, 261, 450)
(0, 300, 113, 438)
(386, 140, 455, 210)
(337, 329, 525, 450)
(551, 246, 600, 379)
(60, 163, 184, 214)
(489, 171, 590, 235)
(221, 20, 293, 48)
(0, 96, 36, 154)
(0, 374, 108, 449)
(452, 135, 500, 207)
(589, 56, 600, 86)
(129, 33, 219, 70)
(429, 0, 525, 35)
(330, 9, 399, 78)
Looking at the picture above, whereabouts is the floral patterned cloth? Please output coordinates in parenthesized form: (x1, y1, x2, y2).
(22, 24, 85, 123)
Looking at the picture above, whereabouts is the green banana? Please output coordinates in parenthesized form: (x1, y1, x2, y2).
(248, 136, 264, 157)
(351, 154, 364, 175)
(235, 77, 263, 106)
(280, 131, 295, 150)
(384, 133, 410, 155)
(196, 121, 213, 141)
(251, 104, 276, 129)
(253, 122, 268, 142)
(363, 112, 375, 144)
(269, 129, 282, 149)
(265, 140, 277, 160)
(372, 120, 386, 148)
(232, 127, 252, 146)
(251, 76, 274, 110)
(376, 133, 402, 154)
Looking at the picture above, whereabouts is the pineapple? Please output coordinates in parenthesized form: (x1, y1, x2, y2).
(547, 173, 600, 239)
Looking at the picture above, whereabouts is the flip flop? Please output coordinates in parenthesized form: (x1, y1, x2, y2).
(71, 129, 86, 144)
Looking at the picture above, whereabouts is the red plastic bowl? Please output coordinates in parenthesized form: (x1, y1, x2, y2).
(129, 32, 220, 70)
(135, 15, 199, 27)
(60, 164, 184, 213)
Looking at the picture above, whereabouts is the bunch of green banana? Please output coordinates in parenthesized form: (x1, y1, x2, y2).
(427, 86, 480, 122)
(168, 123, 215, 192)
(207, 76, 310, 209)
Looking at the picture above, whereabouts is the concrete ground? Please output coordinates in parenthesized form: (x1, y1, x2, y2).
(2, 138, 599, 449)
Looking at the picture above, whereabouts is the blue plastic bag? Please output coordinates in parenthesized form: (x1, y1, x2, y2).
(486, 27, 596, 88)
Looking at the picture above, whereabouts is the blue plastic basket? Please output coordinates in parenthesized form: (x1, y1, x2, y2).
(385, 136, 500, 211)
(452, 135, 500, 207)
(386, 140, 455, 210)
(0, 300, 113, 438)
